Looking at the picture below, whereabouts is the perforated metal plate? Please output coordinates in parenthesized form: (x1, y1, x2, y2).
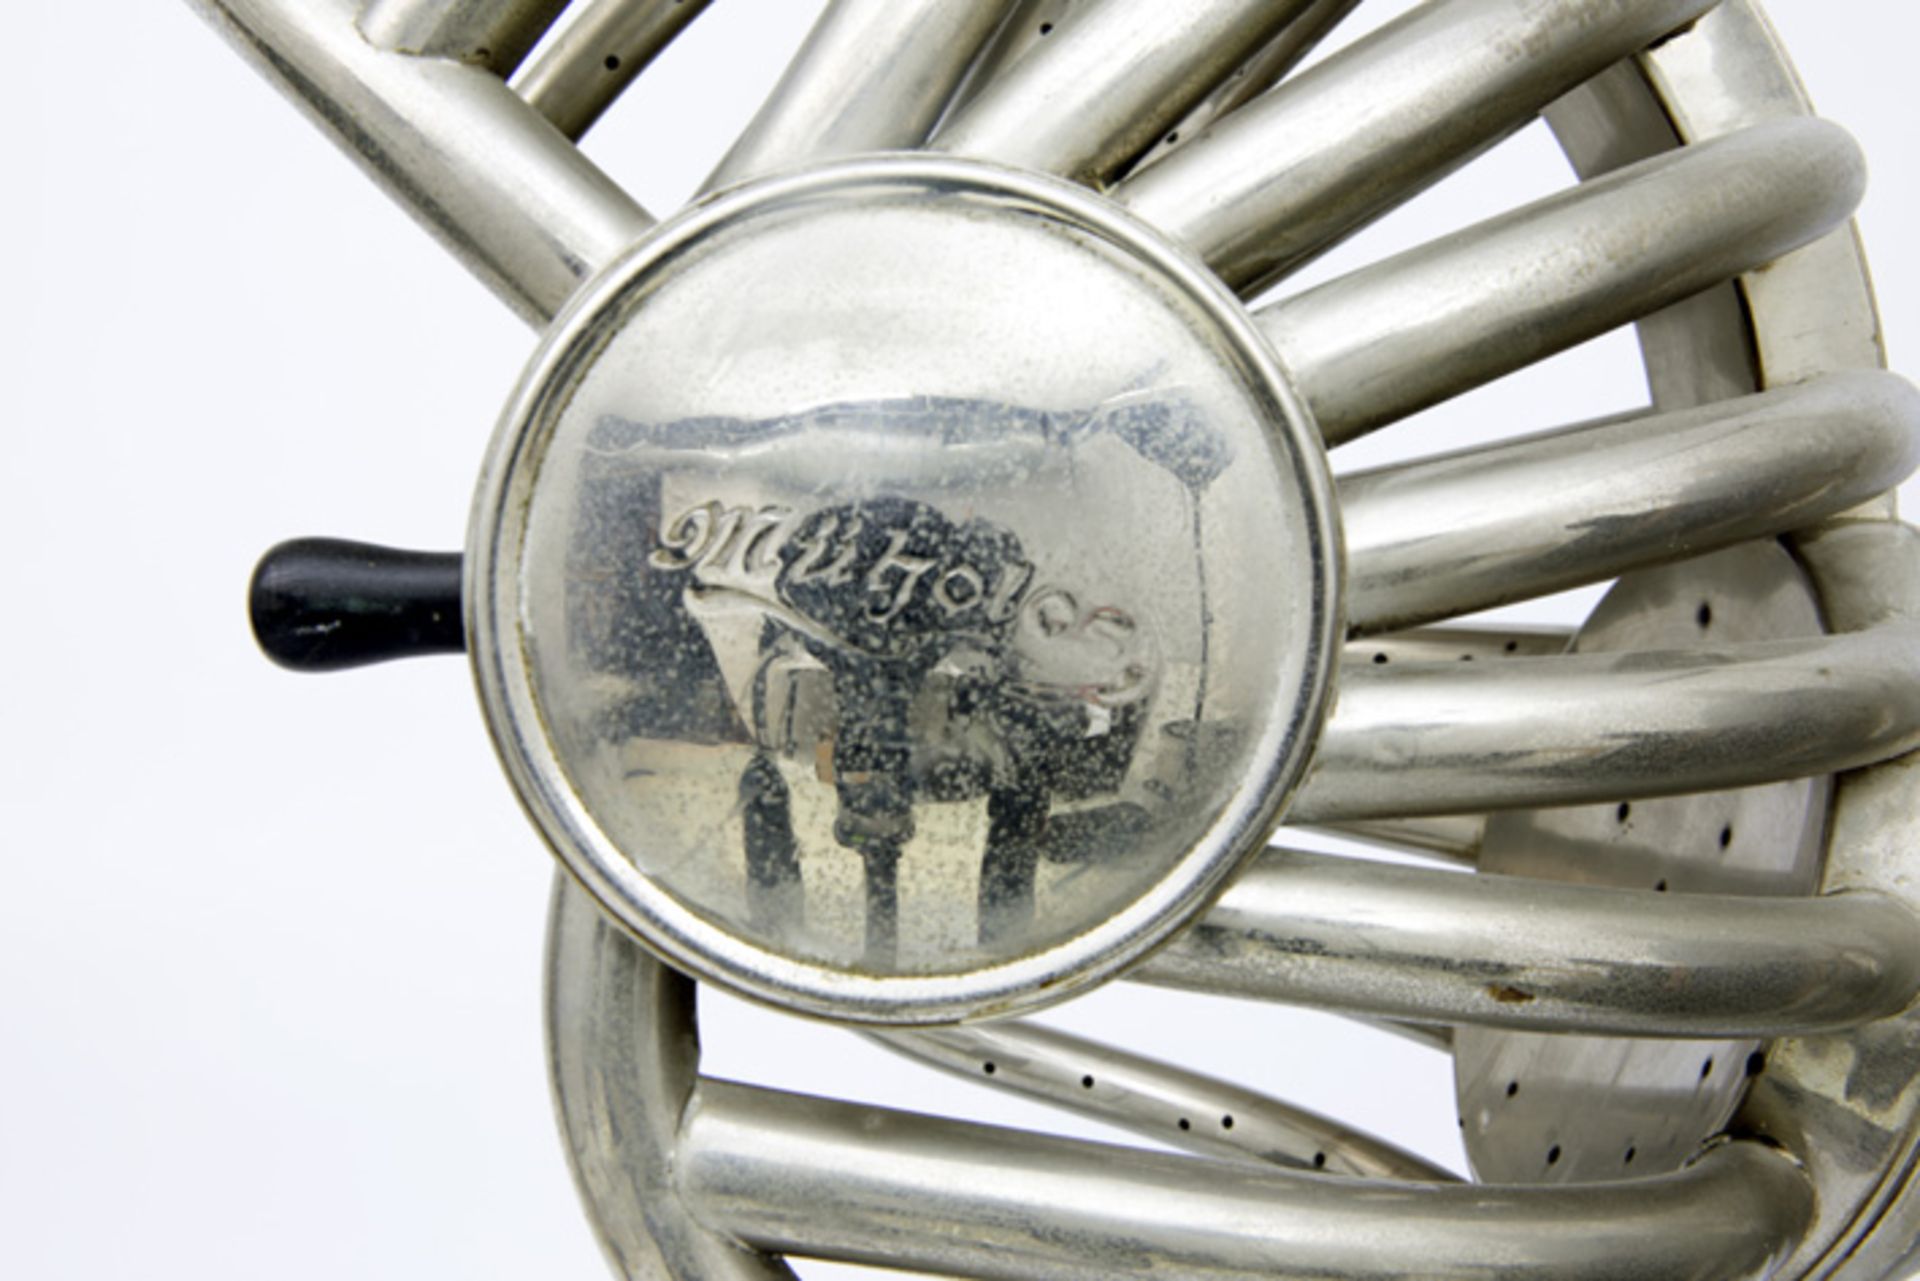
(1457, 538, 1829, 1184)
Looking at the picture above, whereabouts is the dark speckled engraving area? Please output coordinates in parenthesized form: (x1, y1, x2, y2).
(480, 157, 1335, 1006)
(550, 395, 1247, 971)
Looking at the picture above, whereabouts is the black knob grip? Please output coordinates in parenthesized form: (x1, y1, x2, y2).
(250, 538, 465, 672)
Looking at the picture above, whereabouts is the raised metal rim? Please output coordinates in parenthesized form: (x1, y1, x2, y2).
(468, 151, 1343, 1026)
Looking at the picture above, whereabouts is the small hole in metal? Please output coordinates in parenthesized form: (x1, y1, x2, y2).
(1616, 802, 1631, 823)
(983, 1061, 996, 1075)
(1719, 824, 1733, 849)
(1178, 1118, 1191, 1132)
(1547, 1145, 1562, 1166)
(1221, 1115, 1234, 1130)
(1313, 1152, 1326, 1169)
(1504, 640, 1519, 653)
(1624, 1147, 1637, 1165)
(1081, 1074, 1094, 1089)
(603, 53, 620, 71)
(1655, 879, 1669, 893)
(1165, 131, 1179, 145)
(1460, 653, 1474, 662)
(1506, 1081, 1519, 1098)
(1746, 1052, 1766, 1077)
(1372, 652, 1389, 665)
(1697, 602, 1713, 628)
(1700, 1057, 1715, 1080)
(1039, 21, 1054, 34)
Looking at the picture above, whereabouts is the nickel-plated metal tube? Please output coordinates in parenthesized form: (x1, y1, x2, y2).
(190, 0, 652, 325)
(1138, 849, 1920, 1038)
(948, 0, 1086, 108)
(1118, 0, 1721, 295)
(1129, 0, 1362, 173)
(513, 0, 713, 139)
(546, 878, 793, 1280)
(680, 1081, 1811, 1281)
(702, 0, 1018, 194)
(1345, 627, 1572, 664)
(357, 0, 572, 77)
(1341, 371, 1920, 634)
(1259, 116, 1865, 444)
(869, 1020, 1457, 1182)
(1293, 624, 1920, 821)
(933, 0, 1317, 186)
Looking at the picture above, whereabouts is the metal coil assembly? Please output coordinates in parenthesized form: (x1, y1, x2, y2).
(190, 1, 1920, 1276)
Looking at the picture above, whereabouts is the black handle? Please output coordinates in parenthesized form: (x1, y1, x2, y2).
(250, 538, 465, 672)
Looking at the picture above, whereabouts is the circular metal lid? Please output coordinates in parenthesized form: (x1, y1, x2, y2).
(469, 155, 1337, 1023)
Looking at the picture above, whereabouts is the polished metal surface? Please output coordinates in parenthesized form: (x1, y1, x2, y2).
(703, 0, 1016, 194)
(469, 155, 1338, 1022)
(870, 1018, 1457, 1180)
(552, 868, 1811, 1281)
(1117, 0, 1720, 294)
(546, 879, 791, 1281)
(357, 0, 569, 76)
(933, 0, 1318, 185)
(680, 1079, 1811, 1281)
(1341, 373, 1920, 634)
(513, 0, 714, 140)
(1742, 522, 1920, 1281)
(1138, 847, 1920, 1038)
(187, 0, 650, 324)
(1261, 115, 1864, 444)
(1293, 620, 1920, 821)
(182, 0, 1920, 1275)
(1130, 0, 1363, 173)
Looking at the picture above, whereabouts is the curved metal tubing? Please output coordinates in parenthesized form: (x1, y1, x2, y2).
(940, 0, 1075, 109)
(188, 0, 652, 325)
(357, 0, 570, 76)
(1260, 116, 1865, 444)
(702, 0, 1017, 194)
(1128, 0, 1362, 173)
(1346, 626, 1572, 664)
(1291, 623, 1920, 821)
(513, 0, 714, 140)
(547, 877, 793, 1280)
(933, 0, 1316, 186)
(1118, 0, 1720, 295)
(1137, 849, 1920, 1038)
(680, 1082, 1811, 1281)
(1741, 520, 1920, 1280)
(1341, 371, 1920, 634)
(869, 1020, 1457, 1182)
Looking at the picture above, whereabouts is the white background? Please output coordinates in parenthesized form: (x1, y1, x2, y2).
(5, 3, 1917, 1277)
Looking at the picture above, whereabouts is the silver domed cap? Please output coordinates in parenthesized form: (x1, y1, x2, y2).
(469, 155, 1338, 1023)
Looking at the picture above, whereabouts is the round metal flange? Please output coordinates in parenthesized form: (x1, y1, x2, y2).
(471, 154, 1339, 1025)
(1457, 538, 1830, 1186)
